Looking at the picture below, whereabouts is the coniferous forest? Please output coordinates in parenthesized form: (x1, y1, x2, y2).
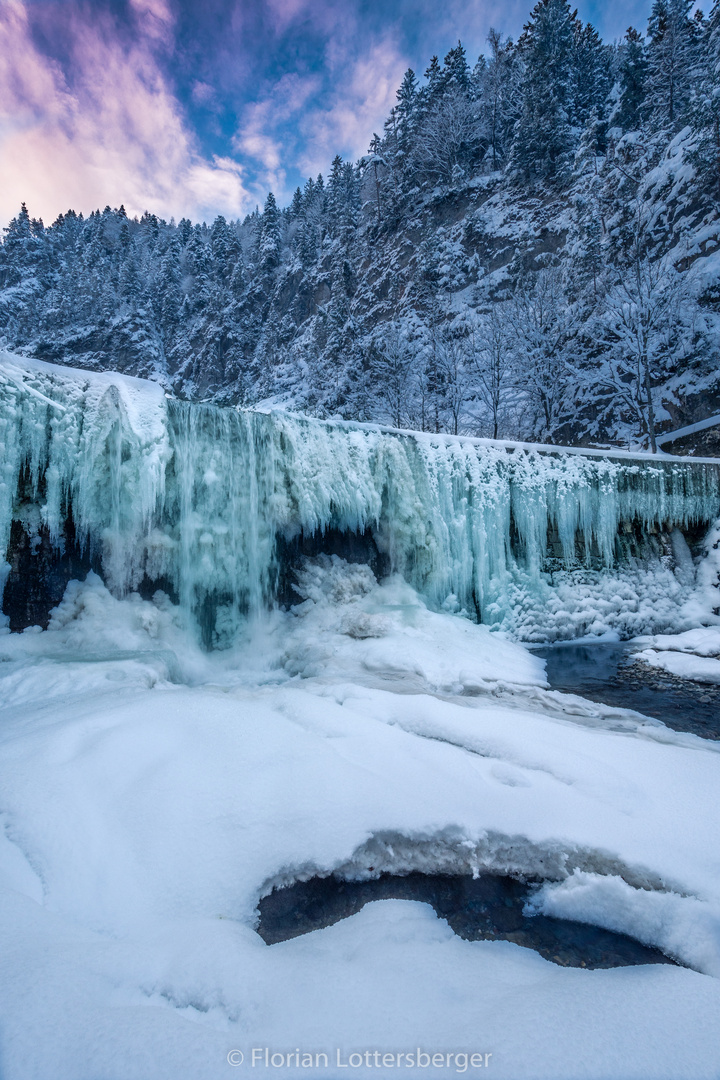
(2, 0, 720, 449)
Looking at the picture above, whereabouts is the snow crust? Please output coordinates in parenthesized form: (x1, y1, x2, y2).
(0, 560, 719, 1078)
(3, 351, 720, 643)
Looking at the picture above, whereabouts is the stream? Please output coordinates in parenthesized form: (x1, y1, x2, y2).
(257, 872, 675, 969)
(534, 642, 720, 740)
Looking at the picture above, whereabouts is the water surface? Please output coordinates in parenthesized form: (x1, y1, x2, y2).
(535, 642, 720, 740)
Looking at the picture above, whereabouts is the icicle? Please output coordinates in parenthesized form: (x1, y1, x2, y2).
(2, 353, 720, 645)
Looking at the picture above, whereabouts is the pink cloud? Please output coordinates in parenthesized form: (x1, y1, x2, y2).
(127, 0, 174, 44)
(264, 0, 314, 35)
(191, 80, 217, 106)
(0, 0, 252, 226)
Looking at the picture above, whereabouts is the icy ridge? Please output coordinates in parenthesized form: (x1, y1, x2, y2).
(2, 353, 720, 644)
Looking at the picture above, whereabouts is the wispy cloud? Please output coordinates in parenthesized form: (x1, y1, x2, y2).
(0, 0, 660, 226)
(234, 72, 321, 193)
(232, 34, 407, 200)
(0, 0, 252, 225)
(297, 37, 408, 177)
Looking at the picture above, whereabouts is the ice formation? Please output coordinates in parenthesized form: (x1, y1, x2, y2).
(2, 351, 720, 644)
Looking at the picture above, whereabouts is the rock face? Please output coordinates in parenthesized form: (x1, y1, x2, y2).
(257, 871, 676, 969)
(3, 517, 93, 631)
(663, 426, 720, 458)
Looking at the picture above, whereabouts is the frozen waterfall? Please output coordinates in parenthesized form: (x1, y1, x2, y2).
(2, 353, 720, 644)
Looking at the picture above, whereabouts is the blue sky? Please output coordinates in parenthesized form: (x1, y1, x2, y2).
(0, 0, 657, 226)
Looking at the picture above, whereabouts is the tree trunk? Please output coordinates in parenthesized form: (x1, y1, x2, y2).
(643, 356, 657, 453)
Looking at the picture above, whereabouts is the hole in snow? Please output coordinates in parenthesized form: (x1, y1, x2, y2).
(256, 872, 678, 969)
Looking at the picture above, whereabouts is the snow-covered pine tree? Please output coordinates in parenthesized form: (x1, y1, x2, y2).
(616, 28, 648, 132)
(259, 192, 282, 270)
(509, 0, 577, 183)
(646, 0, 696, 128)
(479, 30, 518, 171)
(689, 2, 720, 196)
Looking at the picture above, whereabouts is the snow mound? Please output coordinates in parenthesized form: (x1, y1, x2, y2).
(280, 555, 545, 692)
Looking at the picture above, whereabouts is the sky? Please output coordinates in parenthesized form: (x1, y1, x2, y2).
(0, 0, 657, 228)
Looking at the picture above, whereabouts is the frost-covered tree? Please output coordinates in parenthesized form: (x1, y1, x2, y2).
(370, 323, 416, 428)
(509, 0, 578, 183)
(478, 30, 518, 170)
(466, 307, 515, 438)
(259, 192, 282, 269)
(0, 0, 717, 445)
(572, 21, 612, 133)
(413, 89, 484, 185)
(616, 28, 648, 132)
(508, 269, 577, 437)
(601, 250, 688, 451)
(689, 4, 720, 196)
(646, 0, 696, 128)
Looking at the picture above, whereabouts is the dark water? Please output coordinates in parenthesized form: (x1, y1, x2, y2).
(535, 642, 720, 740)
(258, 872, 675, 969)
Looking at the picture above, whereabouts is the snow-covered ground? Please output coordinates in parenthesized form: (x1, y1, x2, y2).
(633, 519, 720, 683)
(1, 561, 720, 1080)
(633, 626, 720, 684)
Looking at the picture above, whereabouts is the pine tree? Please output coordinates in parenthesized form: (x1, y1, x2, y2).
(327, 155, 345, 237)
(186, 226, 212, 309)
(572, 21, 612, 134)
(210, 215, 231, 280)
(301, 177, 316, 214)
(289, 187, 303, 219)
(480, 30, 519, 170)
(441, 42, 470, 93)
(1, 204, 40, 286)
(647, 0, 695, 127)
(617, 28, 648, 131)
(396, 69, 418, 142)
(424, 56, 442, 96)
(259, 192, 282, 269)
(509, 0, 578, 183)
(688, 2, 720, 195)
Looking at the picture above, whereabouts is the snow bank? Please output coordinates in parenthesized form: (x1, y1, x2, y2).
(0, 557, 719, 1077)
(279, 555, 545, 691)
(527, 871, 720, 976)
(636, 648, 720, 684)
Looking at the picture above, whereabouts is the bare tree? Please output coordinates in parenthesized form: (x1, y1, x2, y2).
(507, 269, 578, 440)
(435, 329, 471, 435)
(413, 90, 485, 186)
(601, 251, 687, 452)
(465, 306, 514, 438)
(371, 323, 416, 429)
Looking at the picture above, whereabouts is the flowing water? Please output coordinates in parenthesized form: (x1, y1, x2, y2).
(535, 642, 720, 740)
(257, 872, 676, 969)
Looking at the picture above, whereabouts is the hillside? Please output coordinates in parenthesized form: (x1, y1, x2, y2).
(2, 0, 720, 450)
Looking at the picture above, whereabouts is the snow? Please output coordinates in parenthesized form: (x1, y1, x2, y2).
(637, 648, 720, 683)
(3, 354, 720, 1077)
(630, 516, 720, 681)
(655, 413, 720, 447)
(1, 560, 720, 1078)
